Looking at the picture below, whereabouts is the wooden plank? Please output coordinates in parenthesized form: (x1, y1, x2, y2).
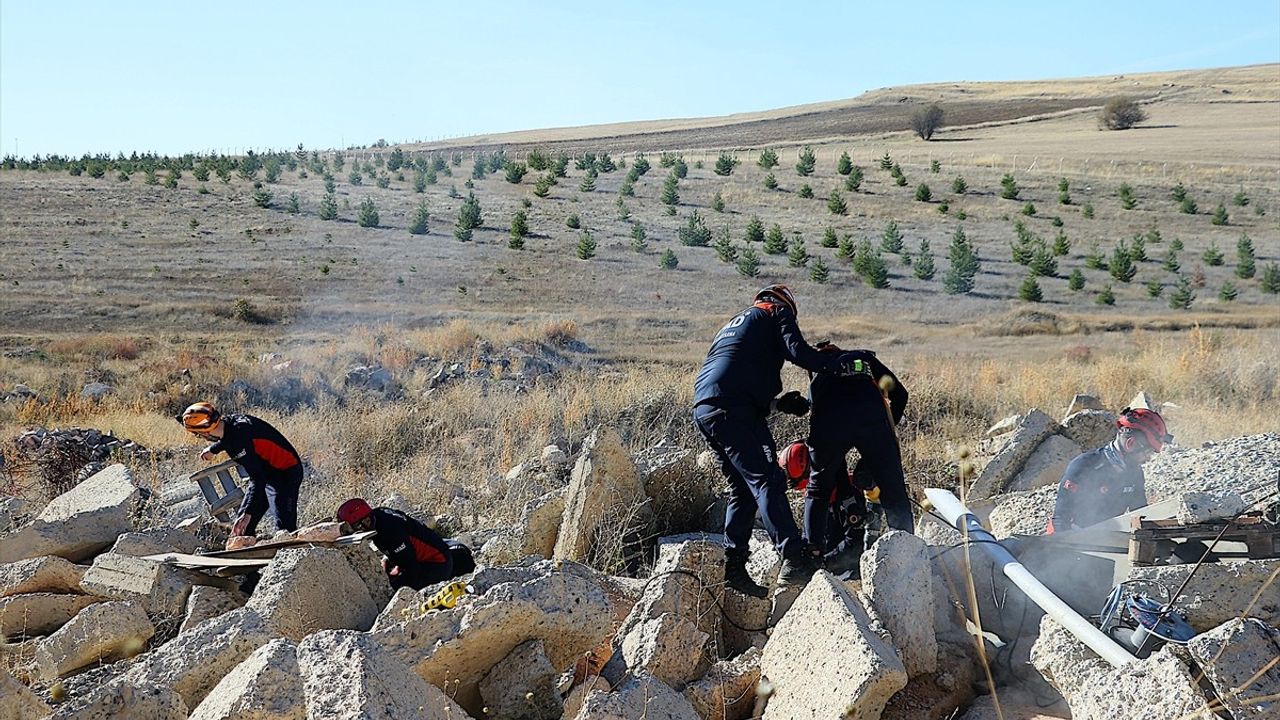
(143, 552, 272, 569)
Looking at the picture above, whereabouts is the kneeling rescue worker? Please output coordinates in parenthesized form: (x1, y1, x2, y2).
(1046, 407, 1170, 534)
(181, 402, 303, 541)
(337, 498, 475, 590)
(693, 284, 861, 598)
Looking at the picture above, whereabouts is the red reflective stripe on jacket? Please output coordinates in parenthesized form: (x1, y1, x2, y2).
(251, 438, 299, 470)
(409, 536, 447, 564)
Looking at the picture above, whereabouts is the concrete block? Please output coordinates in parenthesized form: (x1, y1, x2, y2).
(80, 553, 196, 620)
(970, 410, 1059, 499)
(1186, 618, 1280, 718)
(860, 530, 937, 678)
(245, 547, 377, 641)
(1007, 435, 1081, 493)
(189, 638, 305, 720)
(554, 426, 654, 563)
(35, 600, 154, 679)
(683, 647, 761, 720)
(0, 592, 100, 639)
(478, 639, 562, 720)
(0, 555, 86, 597)
(0, 464, 140, 563)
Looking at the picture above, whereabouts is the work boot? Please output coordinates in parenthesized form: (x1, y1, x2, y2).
(824, 544, 862, 578)
(777, 553, 818, 588)
(724, 562, 768, 599)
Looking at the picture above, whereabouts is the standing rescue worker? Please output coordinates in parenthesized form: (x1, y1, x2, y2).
(1047, 408, 1170, 533)
(692, 284, 856, 597)
(181, 402, 304, 540)
(804, 347, 912, 560)
(336, 498, 475, 590)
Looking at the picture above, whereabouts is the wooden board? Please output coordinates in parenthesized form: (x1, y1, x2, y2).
(143, 531, 378, 572)
(143, 552, 272, 569)
(199, 530, 377, 559)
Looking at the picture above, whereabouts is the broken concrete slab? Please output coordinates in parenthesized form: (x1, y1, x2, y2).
(1063, 394, 1104, 418)
(0, 496, 34, 533)
(48, 681, 189, 720)
(969, 410, 1059, 499)
(106, 528, 200, 558)
(0, 464, 141, 563)
(553, 425, 655, 563)
(179, 585, 247, 634)
(373, 560, 612, 715)
(1, 668, 51, 719)
(245, 547, 377, 641)
(860, 530, 937, 679)
(1060, 410, 1118, 451)
(573, 674, 700, 720)
(1127, 391, 1156, 411)
(683, 647, 761, 720)
(1176, 490, 1246, 524)
(987, 486, 1058, 538)
(562, 676, 611, 719)
(760, 571, 906, 719)
(634, 444, 715, 536)
(188, 638, 304, 720)
(621, 612, 711, 688)
(1030, 615, 1213, 720)
(79, 553, 198, 621)
(478, 639, 562, 720)
(337, 540, 394, 610)
(0, 592, 100, 639)
(1143, 433, 1280, 503)
(1006, 434, 1081, 493)
(0, 555, 86, 597)
(35, 600, 154, 679)
(1186, 617, 1280, 719)
(522, 487, 567, 559)
(1128, 559, 1280, 631)
(299, 630, 468, 720)
(117, 607, 276, 709)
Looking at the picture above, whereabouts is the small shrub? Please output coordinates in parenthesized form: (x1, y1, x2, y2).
(764, 224, 787, 255)
(1100, 96, 1148, 130)
(763, 173, 778, 190)
(713, 227, 736, 262)
(952, 176, 967, 194)
(1068, 268, 1085, 291)
(1021, 202, 1036, 216)
(457, 192, 482, 230)
(630, 223, 648, 253)
(1146, 280, 1163, 298)
(845, 166, 863, 191)
(758, 149, 779, 169)
(1052, 231, 1070, 256)
(678, 211, 713, 247)
(798, 184, 814, 199)
(943, 226, 980, 295)
(788, 238, 810, 268)
(1180, 197, 1198, 214)
(1260, 263, 1280, 293)
(319, 193, 338, 220)
(1018, 275, 1043, 302)
(252, 186, 273, 208)
(348, 170, 363, 186)
(286, 193, 300, 214)
(1210, 204, 1228, 226)
(504, 162, 527, 184)
(821, 226, 838, 248)
(795, 146, 816, 176)
(1163, 249, 1181, 273)
(1000, 174, 1019, 200)
(810, 256, 830, 283)
(930, 159, 941, 174)
(1170, 182, 1187, 202)
(1218, 281, 1238, 302)
(736, 247, 761, 277)
(881, 221, 904, 254)
(914, 239, 935, 280)
(661, 174, 680, 207)
(879, 152, 894, 170)
(566, 213, 581, 229)
(837, 152, 853, 176)
(409, 202, 430, 235)
(1168, 275, 1195, 309)
(915, 183, 932, 202)
(576, 231, 597, 260)
(1232, 189, 1249, 207)
(1203, 244, 1224, 266)
(714, 153, 738, 176)
(357, 198, 379, 227)
(745, 217, 765, 244)
(510, 210, 529, 241)
(712, 191, 726, 213)
(659, 249, 679, 269)
(1096, 285, 1116, 305)
(1084, 243, 1106, 270)
(1110, 242, 1137, 282)
(375, 173, 391, 189)
(1082, 203, 1095, 219)
(579, 169, 597, 192)
(1118, 183, 1136, 210)
(860, 248, 890, 289)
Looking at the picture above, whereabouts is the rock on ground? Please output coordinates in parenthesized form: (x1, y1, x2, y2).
(987, 486, 1057, 538)
(683, 647, 761, 720)
(106, 528, 199, 557)
(116, 607, 277, 709)
(35, 601, 154, 679)
(1176, 490, 1246, 524)
(0, 592, 100, 639)
(522, 487, 568, 559)
(0, 555, 86, 597)
(188, 638, 305, 720)
(79, 553, 197, 621)
(553, 425, 655, 564)
(722, 532, 778, 655)
(1, 668, 51, 719)
(760, 571, 906, 720)
(633, 444, 715, 536)
(1186, 618, 1280, 719)
(1128, 559, 1279, 631)
(1006, 435, 1081, 493)
(49, 682, 189, 720)
(860, 530, 937, 679)
(180, 585, 248, 634)
(1143, 433, 1280, 503)
(478, 639, 562, 720)
(245, 547, 377, 641)
(621, 612, 711, 688)
(0, 464, 141, 563)
(573, 674, 700, 720)
(1059, 410, 1117, 451)
(970, 410, 1059, 499)
(298, 630, 467, 720)
(1030, 615, 1214, 720)
(1063, 394, 1104, 418)
(373, 561, 612, 715)
(337, 541, 394, 610)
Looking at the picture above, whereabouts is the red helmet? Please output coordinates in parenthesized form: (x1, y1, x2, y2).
(755, 284, 798, 316)
(336, 498, 373, 525)
(1116, 408, 1171, 452)
(779, 441, 810, 490)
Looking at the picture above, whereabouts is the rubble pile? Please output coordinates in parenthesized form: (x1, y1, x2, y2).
(0, 405, 1276, 719)
(8, 427, 149, 496)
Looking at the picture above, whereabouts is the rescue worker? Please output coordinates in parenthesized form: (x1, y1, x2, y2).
(1046, 407, 1170, 534)
(180, 402, 303, 540)
(692, 284, 857, 597)
(336, 498, 475, 590)
(779, 441, 867, 577)
(804, 346, 913, 563)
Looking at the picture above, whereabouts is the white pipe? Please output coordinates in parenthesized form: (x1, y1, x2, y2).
(924, 488, 1134, 668)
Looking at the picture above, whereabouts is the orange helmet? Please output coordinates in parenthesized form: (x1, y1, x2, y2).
(755, 284, 797, 316)
(1116, 408, 1171, 452)
(180, 401, 221, 432)
(780, 441, 811, 490)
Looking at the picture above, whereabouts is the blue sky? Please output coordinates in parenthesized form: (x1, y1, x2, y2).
(2, 1, 1277, 157)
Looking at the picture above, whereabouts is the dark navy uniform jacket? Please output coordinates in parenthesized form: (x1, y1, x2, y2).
(693, 301, 844, 412)
(207, 414, 301, 480)
(1047, 445, 1147, 532)
(810, 351, 908, 426)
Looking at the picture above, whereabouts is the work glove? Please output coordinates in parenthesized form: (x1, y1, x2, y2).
(815, 340, 843, 353)
(774, 390, 810, 417)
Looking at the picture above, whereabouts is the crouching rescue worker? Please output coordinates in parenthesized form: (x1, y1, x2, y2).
(693, 284, 857, 597)
(779, 441, 866, 578)
(1046, 407, 1170, 534)
(181, 402, 303, 541)
(336, 498, 475, 590)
